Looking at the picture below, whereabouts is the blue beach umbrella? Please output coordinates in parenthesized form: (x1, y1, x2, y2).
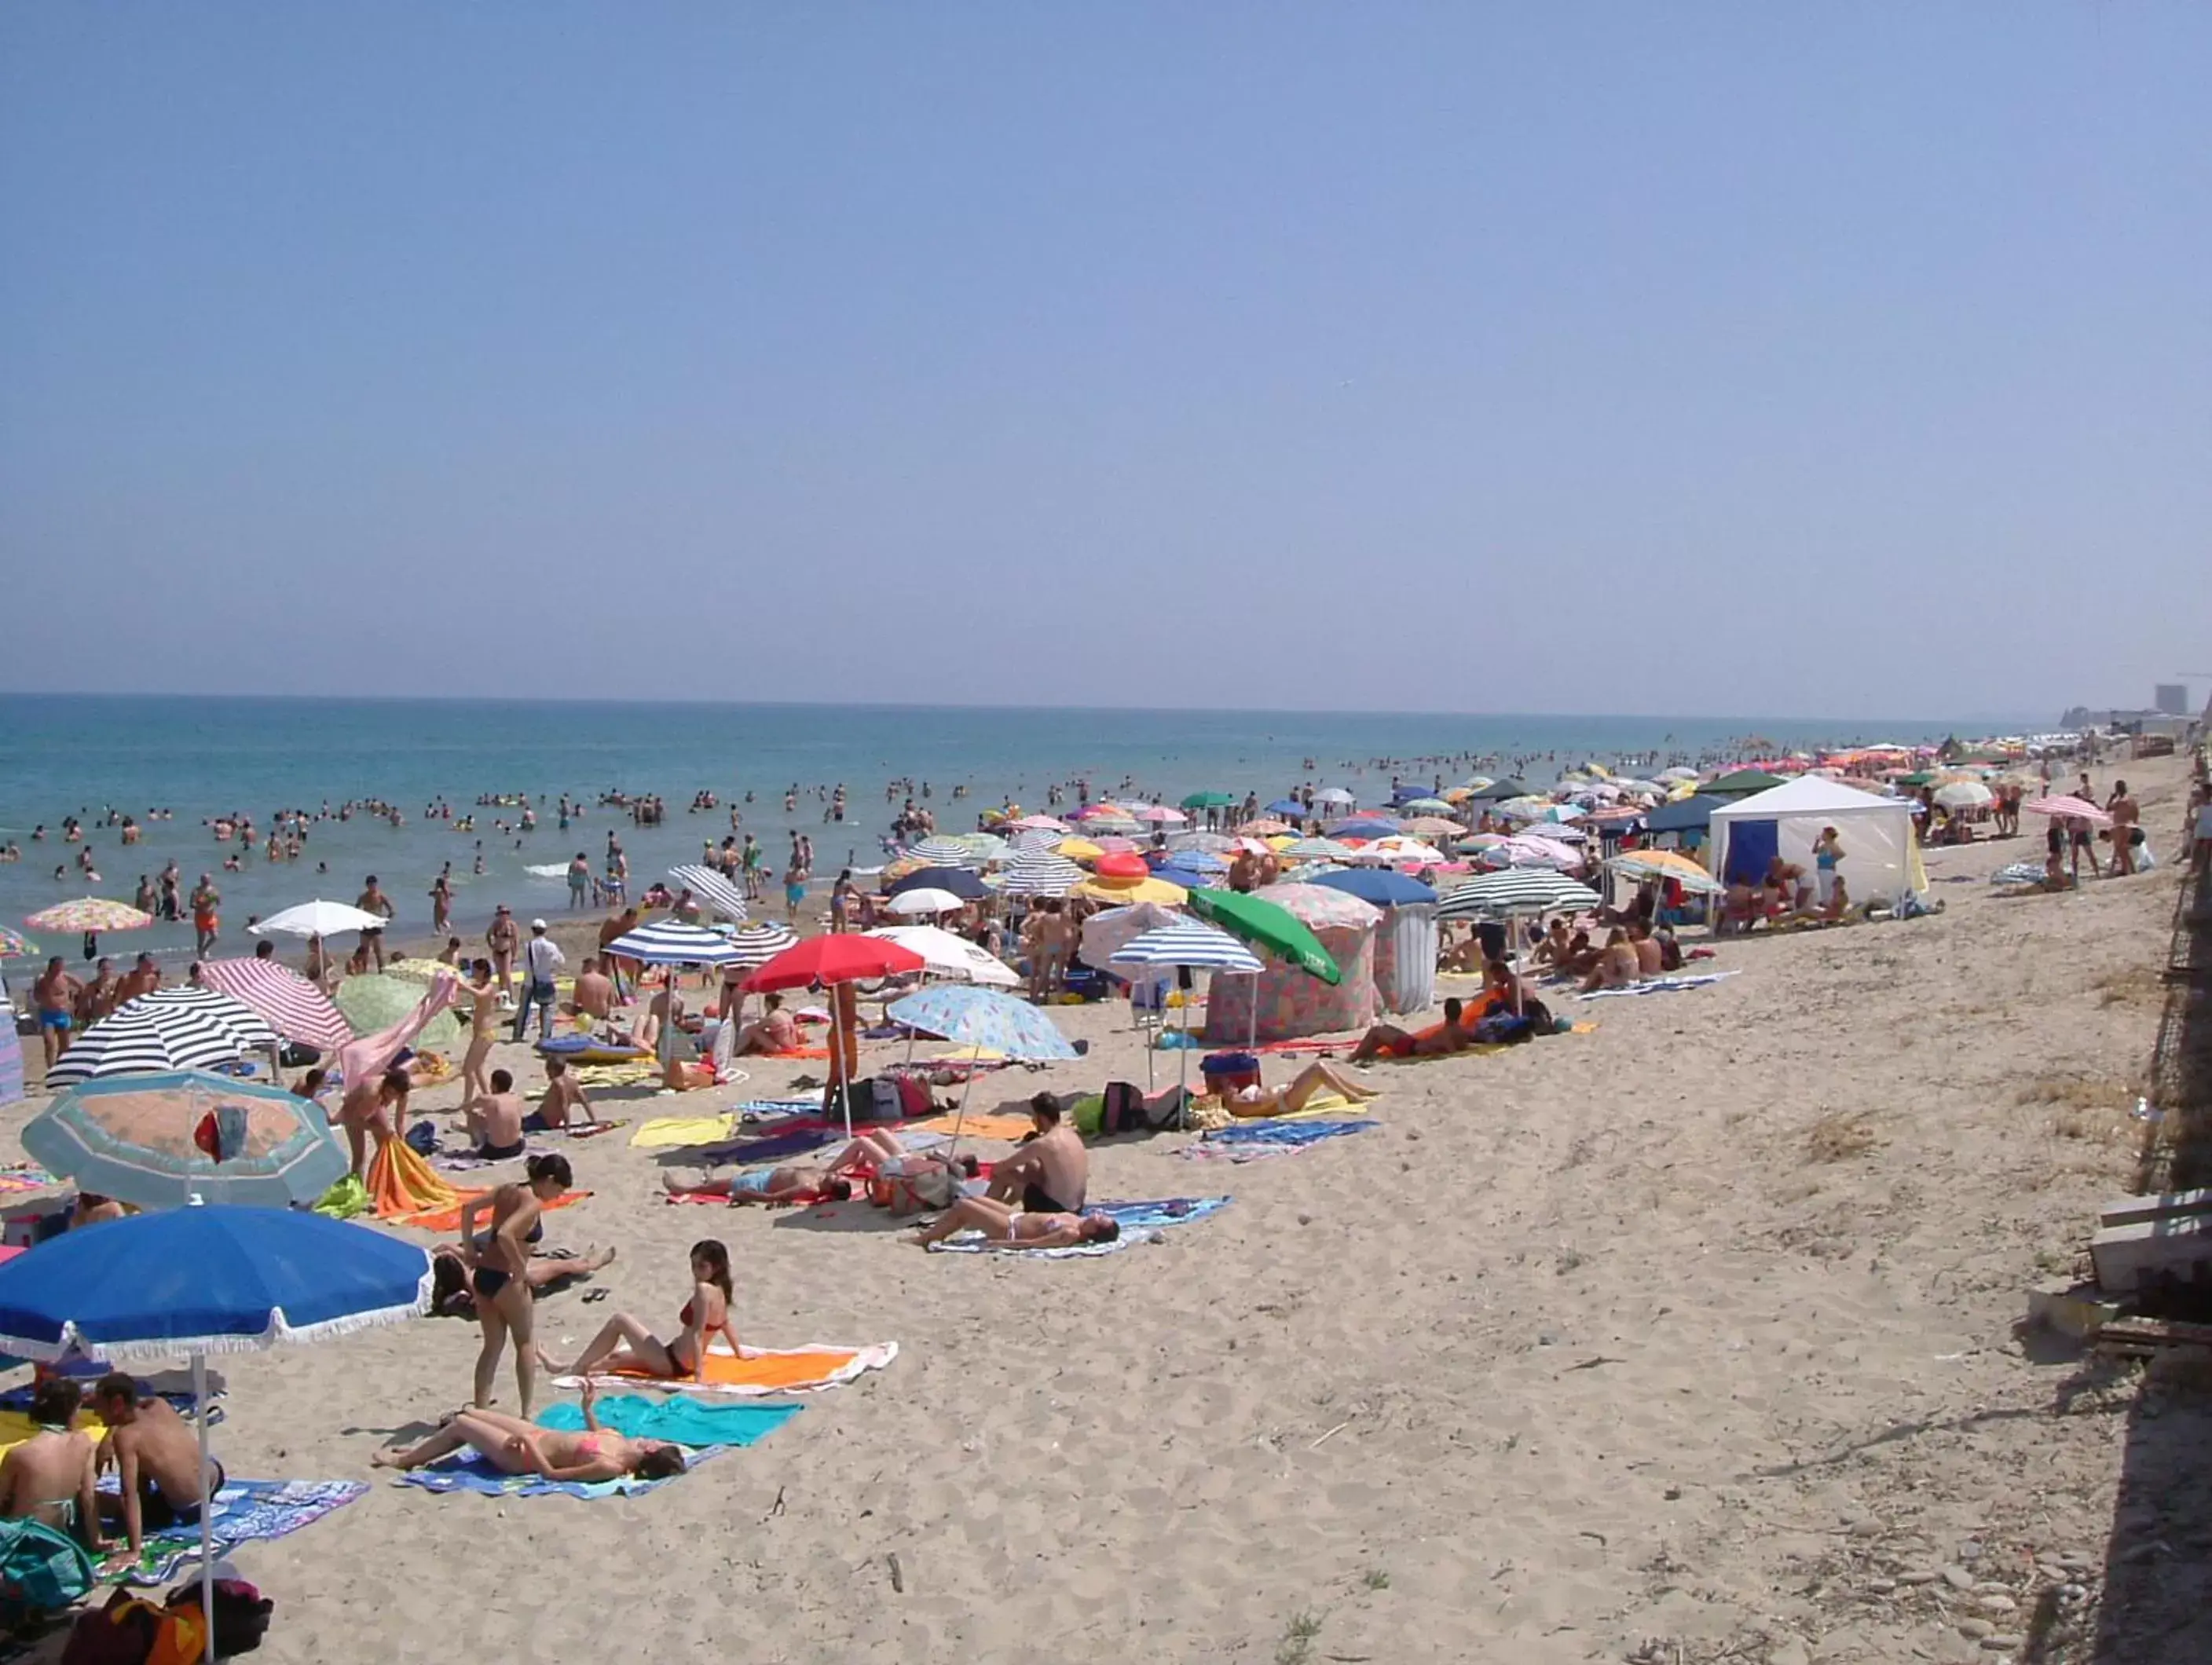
(1152, 862, 1218, 892)
(1308, 869, 1439, 907)
(1263, 799, 1306, 818)
(885, 986, 1080, 1151)
(1327, 818, 1401, 840)
(0, 1206, 430, 1649)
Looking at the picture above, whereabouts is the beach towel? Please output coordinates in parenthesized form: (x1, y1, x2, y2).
(394, 1445, 720, 1501)
(537, 1394, 802, 1449)
(928, 1196, 1231, 1257)
(1183, 1118, 1379, 1162)
(553, 1340, 898, 1397)
(364, 1138, 460, 1218)
(397, 1188, 589, 1235)
(632, 1114, 736, 1149)
(735, 1097, 823, 1125)
(903, 1111, 1036, 1141)
(0, 1164, 56, 1195)
(1576, 972, 1737, 1001)
(573, 1061, 661, 1089)
(103, 1479, 367, 1586)
(535, 1034, 650, 1063)
(689, 1127, 834, 1163)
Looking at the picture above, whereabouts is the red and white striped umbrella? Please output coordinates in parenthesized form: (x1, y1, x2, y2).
(197, 958, 353, 1051)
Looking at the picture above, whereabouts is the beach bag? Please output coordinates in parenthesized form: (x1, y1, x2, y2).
(892, 1074, 929, 1120)
(1095, 1081, 1149, 1136)
(884, 1160, 959, 1214)
(60, 1590, 162, 1665)
(164, 1579, 273, 1656)
(0, 1516, 94, 1612)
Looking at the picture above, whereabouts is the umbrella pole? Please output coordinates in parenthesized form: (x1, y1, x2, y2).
(946, 1063, 977, 1163)
(194, 1349, 217, 1662)
(1177, 979, 1191, 1130)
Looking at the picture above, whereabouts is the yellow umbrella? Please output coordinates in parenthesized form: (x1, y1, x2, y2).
(1265, 835, 1295, 851)
(1053, 837, 1104, 863)
(1439, 788, 1473, 804)
(1074, 876, 1189, 906)
(1608, 848, 1713, 884)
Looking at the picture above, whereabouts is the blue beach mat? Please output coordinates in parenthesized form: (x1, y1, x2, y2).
(1184, 1118, 1379, 1162)
(394, 1396, 801, 1500)
(928, 1196, 1232, 1258)
(102, 1479, 367, 1586)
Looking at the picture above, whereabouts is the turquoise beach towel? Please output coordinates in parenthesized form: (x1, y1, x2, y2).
(538, 1394, 802, 1448)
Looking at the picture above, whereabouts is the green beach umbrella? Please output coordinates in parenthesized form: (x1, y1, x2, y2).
(335, 975, 464, 1049)
(1463, 777, 1531, 803)
(1705, 769, 1788, 796)
(1180, 792, 1239, 810)
(1185, 888, 1341, 985)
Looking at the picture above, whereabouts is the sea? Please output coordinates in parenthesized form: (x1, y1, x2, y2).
(0, 695, 2015, 967)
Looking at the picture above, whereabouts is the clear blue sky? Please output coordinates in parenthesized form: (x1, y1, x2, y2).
(2, 5, 2205, 720)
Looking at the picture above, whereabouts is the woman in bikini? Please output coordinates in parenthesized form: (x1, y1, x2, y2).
(374, 1381, 683, 1484)
(1222, 1060, 1380, 1116)
(456, 1153, 573, 1415)
(459, 958, 500, 1112)
(0, 1378, 106, 1550)
(541, 1239, 742, 1385)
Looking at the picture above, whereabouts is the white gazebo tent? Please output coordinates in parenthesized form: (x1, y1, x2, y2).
(1707, 776, 1920, 909)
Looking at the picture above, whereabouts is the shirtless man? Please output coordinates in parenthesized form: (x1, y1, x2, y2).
(189, 873, 221, 957)
(596, 906, 642, 1001)
(1023, 901, 1071, 1001)
(985, 1092, 1090, 1213)
(1628, 920, 1664, 976)
(2108, 781, 2140, 876)
(0, 1379, 105, 1550)
(1350, 996, 1473, 1063)
(356, 875, 394, 971)
(90, 1375, 218, 1556)
(467, 1068, 528, 1159)
(572, 957, 617, 1021)
(529, 1057, 592, 1132)
(909, 1197, 1119, 1250)
(485, 905, 521, 1006)
(337, 1067, 411, 1179)
(72, 957, 120, 1026)
(33, 957, 80, 1069)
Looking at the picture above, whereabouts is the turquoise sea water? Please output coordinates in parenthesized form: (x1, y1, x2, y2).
(0, 696, 1999, 964)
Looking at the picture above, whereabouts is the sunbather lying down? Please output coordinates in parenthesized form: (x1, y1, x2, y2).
(1222, 1061, 1377, 1117)
(661, 1129, 972, 1206)
(374, 1383, 683, 1483)
(908, 1196, 1119, 1250)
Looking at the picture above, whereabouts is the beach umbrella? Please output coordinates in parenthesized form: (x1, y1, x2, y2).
(1396, 797, 1454, 814)
(1454, 833, 1507, 853)
(903, 836, 980, 868)
(0, 927, 37, 959)
(1398, 816, 1465, 839)
(1110, 922, 1265, 1113)
(1489, 797, 1551, 822)
(885, 887, 964, 918)
(1180, 792, 1239, 811)
(1078, 815, 1143, 836)
(46, 988, 278, 1087)
(1250, 881, 1382, 933)
(604, 918, 747, 967)
(885, 984, 1078, 1149)
(1314, 788, 1357, 807)
(667, 865, 749, 922)
(1607, 849, 1723, 896)
(998, 853, 1086, 897)
(249, 899, 390, 939)
(1537, 803, 1587, 824)
(863, 927, 1020, 988)
(1262, 799, 1307, 818)
(1090, 836, 1143, 856)
(1077, 902, 1184, 973)
(1186, 887, 1341, 983)
(1236, 819, 1294, 838)
(1463, 778, 1529, 803)
(1308, 869, 1437, 907)
(1492, 835, 1583, 869)
(1657, 767, 1700, 782)
(951, 832, 1010, 865)
(1005, 814, 1069, 832)
(2023, 794, 2112, 825)
(0, 1204, 430, 1656)
(1705, 770, 1789, 797)
(1166, 831, 1236, 854)
(1052, 837, 1104, 863)
(1159, 848, 1228, 875)
(1327, 818, 1401, 840)
(23, 1072, 347, 1209)
(724, 923, 798, 966)
(1132, 805, 1188, 825)
(1437, 872, 1601, 919)
(1073, 875, 1188, 906)
(334, 975, 465, 1051)
(25, 898, 154, 934)
(1152, 862, 1216, 892)
(885, 866, 989, 902)
(1356, 836, 1446, 867)
(1284, 837, 1357, 862)
(1644, 794, 1724, 836)
(197, 958, 352, 1052)
(744, 935, 927, 1137)
(1933, 781, 1994, 811)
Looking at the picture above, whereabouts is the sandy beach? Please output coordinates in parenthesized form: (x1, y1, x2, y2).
(2, 754, 2194, 1665)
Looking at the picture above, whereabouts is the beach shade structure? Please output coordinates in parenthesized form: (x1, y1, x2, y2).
(1111, 923, 1265, 1113)
(885, 866, 990, 903)
(197, 957, 353, 1052)
(1313, 788, 1357, 807)
(1166, 830, 1236, 854)
(248, 899, 391, 939)
(903, 836, 980, 868)
(1053, 837, 1104, 863)
(25, 897, 153, 961)
(1704, 770, 1789, 798)
(998, 854, 1086, 897)
(1437, 871, 1602, 919)
(1932, 781, 1994, 811)
(1079, 816, 1144, 836)
(2022, 794, 2114, 825)
(1309, 871, 1441, 1015)
(1491, 835, 1584, 869)
(1185, 888, 1342, 983)
(1284, 837, 1357, 862)
(1607, 849, 1723, 896)
(885, 887, 965, 918)
(1327, 818, 1401, 840)
(335, 975, 465, 1052)
(745, 935, 928, 1137)
(1237, 819, 1295, 837)
(1708, 776, 1921, 907)
(1180, 792, 1239, 811)
(1399, 816, 1467, 840)
(0, 1203, 430, 1656)
(1262, 799, 1308, 818)
(1201, 884, 1380, 1045)
(886, 983, 1079, 1147)
(950, 832, 1009, 865)
(1463, 778, 1530, 803)
(1073, 874, 1188, 906)
(1643, 795, 1726, 839)
(46, 987, 279, 1088)
(723, 923, 800, 966)
(1005, 814, 1069, 833)
(1132, 805, 1188, 825)
(666, 865, 750, 923)
(1308, 869, 1437, 907)
(1356, 836, 1446, 868)
(1397, 797, 1456, 815)
(0, 927, 36, 959)
(1489, 797, 1552, 823)
(1159, 848, 1228, 876)
(863, 927, 1020, 988)
(23, 1071, 348, 1209)
(1151, 862, 1218, 892)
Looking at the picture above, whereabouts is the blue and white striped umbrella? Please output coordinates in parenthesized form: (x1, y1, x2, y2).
(46, 987, 277, 1087)
(1284, 837, 1356, 862)
(1108, 922, 1265, 975)
(997, 853, 1085, 897)
(668, 865, 750, 922)
(1437, 872, 1600, 918)
(723, 922, 799, 968)
(602, 918, 745, 967)
(903, 836, 979, 868)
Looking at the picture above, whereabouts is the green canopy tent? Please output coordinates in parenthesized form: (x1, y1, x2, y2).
(1704, 769, 1789, 797)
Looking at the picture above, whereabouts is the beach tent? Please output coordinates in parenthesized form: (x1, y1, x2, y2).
(1707, 777, 1919, 907)
(1201, 884, 1379, 1043)
(1309, 869, 1440, 1015)
(1643, 793, 1725, 843)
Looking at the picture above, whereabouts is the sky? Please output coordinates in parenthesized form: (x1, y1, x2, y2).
(2, 5, 2207, 722)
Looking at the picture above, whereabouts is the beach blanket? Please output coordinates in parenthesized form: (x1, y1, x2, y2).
(397, 1188, 590, 1235)
(632, 1114, 737, 1149)
(394, 1445, 720, 1500)
(364, 1137, 462, 1217)
(903, 1111, 1036, 1142)
(1576, 972, 1738, 1001)
(0, 1164, 57, 1195)
(554, 1340, 898, 1397)
(573, 1061, 661, 1089)
(102, 1479, 367, 1586)
(735, 1097, 822, 1125)
(1990, 860, 2046, 886)
(928, 1196, 1232, 1258)
(538, 1393, 802, 1448)
(690, 1127, 834, 1163)
(1184, 1118, 1379, 1162)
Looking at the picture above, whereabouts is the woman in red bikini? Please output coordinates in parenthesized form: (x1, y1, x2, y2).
(539, 1239, 742, 1386)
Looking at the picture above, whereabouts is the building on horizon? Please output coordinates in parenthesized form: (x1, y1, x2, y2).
(2155, 683, 2188, 716)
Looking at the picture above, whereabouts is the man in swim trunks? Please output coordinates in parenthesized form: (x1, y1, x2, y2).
(189, 873, 221, 956)
(32, 957, 79, 1070)
(1350, 997, 1472, 1063)
(90, 1374, 221, 1555)
(529, 1056, 592, 1132)
(466, 1068, 528, 1160)
(116, 952, 162, 1004)
(572, 956, 617, 1021)
(356, 876, 394, 970)
(984, 1093, 1090, 1214)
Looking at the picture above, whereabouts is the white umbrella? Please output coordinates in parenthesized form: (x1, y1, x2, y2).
(250, 899, 389, 938)
(886, 887, 965, 918)
(1933, 781, 1994, 811)
(1314, 788, 1357, 806)
(863, 926, 1020, 987)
